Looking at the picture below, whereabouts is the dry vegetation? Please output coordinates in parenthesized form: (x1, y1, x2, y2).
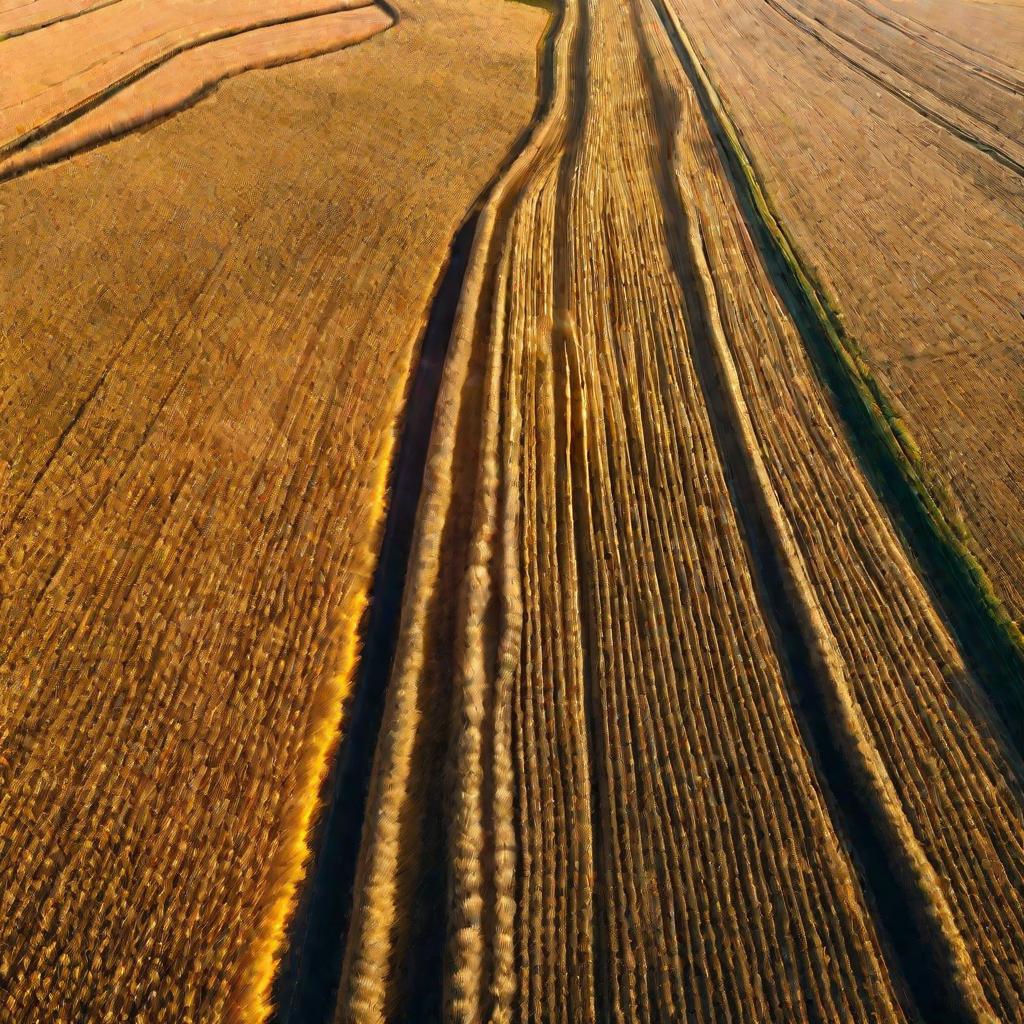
(0, 0, 546, 1017)
(2, 0, 1024, 1020)
(678, 0, 1024, 627)
(338, 0, 1024, 1020)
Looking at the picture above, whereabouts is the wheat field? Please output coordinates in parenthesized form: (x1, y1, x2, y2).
(0, 0, 545, 1018)
(678, 0, 1024, 630)
(1, 0, 1023, 1021)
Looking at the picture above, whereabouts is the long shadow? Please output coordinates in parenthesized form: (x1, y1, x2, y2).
(2, 0, 128, 40)
(270, 211, 479, 1024)
(0, 14, 394, 186)
(270, 3, 564, 1019)
(648, 0, 1024, 758)
(633, 0, 982, 1019)
(0, 2, 382, 172)
(760, 0, 1024, 180)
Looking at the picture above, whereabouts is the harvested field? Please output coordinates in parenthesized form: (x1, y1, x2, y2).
(0, 0, 376, 154)
(0, 0, 546, 1017)
(3, 0, 1024, 1020)
(0, 6, 395, 181)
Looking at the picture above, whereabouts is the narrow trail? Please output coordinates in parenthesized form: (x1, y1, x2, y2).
(640, 9, 993, 1019)
(270, 214, 481, 1024)
(0, 0, 552, 1014)
(840, 0, 1024, 98)
(269, 5, 563, 1020)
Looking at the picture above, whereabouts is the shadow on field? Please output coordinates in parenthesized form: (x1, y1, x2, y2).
(270, 213, 478, 1024)
(270, 1, 563, 1019)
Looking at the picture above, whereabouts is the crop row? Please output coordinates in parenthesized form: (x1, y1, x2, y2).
(338, 0, 1024, 1019)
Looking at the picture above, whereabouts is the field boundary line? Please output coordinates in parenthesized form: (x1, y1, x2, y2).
(842, 0, 1024, 97)
(0, 0, 128, 41)
(760, 0, 1024, 179)
(334, 0, 580, 1018)
(0, 5, 393, 184)
(228, 531, 378, 1023)
(653, 0, 1024, 738)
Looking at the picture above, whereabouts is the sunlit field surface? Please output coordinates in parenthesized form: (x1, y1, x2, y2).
(1, 0, 1022, 1021)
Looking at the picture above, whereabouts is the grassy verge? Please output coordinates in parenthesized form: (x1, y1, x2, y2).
(664, 9, 1024, 744)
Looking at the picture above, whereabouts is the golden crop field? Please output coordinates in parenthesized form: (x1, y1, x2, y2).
(0, 0, 546, 1018)
(2, 0, 1023, 1022)
(678, 0, 1024, 629)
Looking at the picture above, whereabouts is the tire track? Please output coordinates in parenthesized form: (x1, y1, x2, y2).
(0, 0, 549, 1013)
(360, 0, 913, 1017)
(783, 0, 1021, 137)
(274, 7, 563, 1020)
(841, 0, 1024, 98)
(649, 0, 1024, 1018)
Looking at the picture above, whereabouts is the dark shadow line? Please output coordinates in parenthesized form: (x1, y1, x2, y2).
(839, 0, 1024, 98)
(758, 0, 1024, 180)
(2, 0, 128, 40)
(268, 3, 563, 1019)
(270, 210, 480, 1024)
(0, 10, 393, 186)
(650, 0, 1024, 757)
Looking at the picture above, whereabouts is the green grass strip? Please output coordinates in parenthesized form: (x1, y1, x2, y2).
(662, 5, 1024, 739)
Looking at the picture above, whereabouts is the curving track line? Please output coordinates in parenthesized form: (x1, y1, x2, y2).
(0, 5, 394, 182)
(0, 0, 128, 40)
(841, 0, 1024, 97)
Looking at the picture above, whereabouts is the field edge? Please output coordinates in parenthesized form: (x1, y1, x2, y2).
(659, 0, 1024, 740)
